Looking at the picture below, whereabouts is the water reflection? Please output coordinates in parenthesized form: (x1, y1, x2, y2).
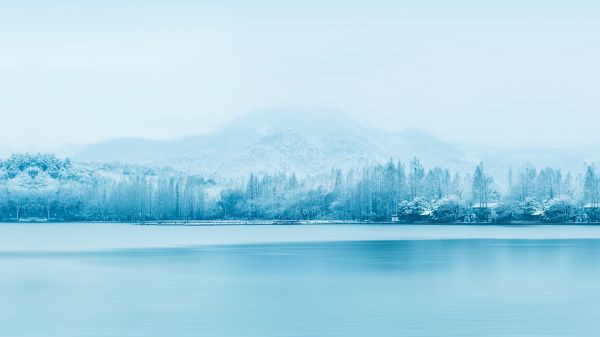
(1, 239, 600, 337)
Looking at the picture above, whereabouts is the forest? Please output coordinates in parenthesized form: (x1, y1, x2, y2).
(1, 153, 599, 223)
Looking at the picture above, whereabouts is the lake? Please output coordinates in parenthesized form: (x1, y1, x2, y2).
(1, 223, 600, 337)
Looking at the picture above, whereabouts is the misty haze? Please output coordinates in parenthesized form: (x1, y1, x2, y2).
(2, 1, 600, 337)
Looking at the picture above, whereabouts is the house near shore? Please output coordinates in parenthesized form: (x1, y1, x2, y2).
(518, 209, 544, 222)
(390, 210, 432, 223)
(583, 204, 600, 221)
(418, 210, 432, 222)
(471, 202, 498, 222)
(530, 210, 544, 221)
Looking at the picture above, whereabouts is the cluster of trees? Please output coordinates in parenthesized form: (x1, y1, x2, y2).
(0, 154, 215, 221)
(215, 158, 470, 221)
(1, 153, 600, 223)
(393, 163, 600, 223)
(394, 195, 584, 223)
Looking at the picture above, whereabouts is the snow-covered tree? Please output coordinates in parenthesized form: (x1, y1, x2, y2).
(542, 197, 578, 223)
(431, 196, 466, 223)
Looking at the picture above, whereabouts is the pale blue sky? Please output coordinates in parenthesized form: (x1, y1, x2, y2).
(1, 0, 599, 149)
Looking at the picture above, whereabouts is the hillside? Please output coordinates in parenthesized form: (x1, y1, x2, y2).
(72, 107, 469, 175)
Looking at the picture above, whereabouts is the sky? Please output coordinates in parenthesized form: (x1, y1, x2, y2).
(1, 0, 599, 149)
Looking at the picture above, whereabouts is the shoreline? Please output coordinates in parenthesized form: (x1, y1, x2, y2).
(5, 219, 600, 227)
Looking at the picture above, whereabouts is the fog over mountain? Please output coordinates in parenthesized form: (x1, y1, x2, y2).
(2, 107, 597, 177)
(71, 107, 468, 175)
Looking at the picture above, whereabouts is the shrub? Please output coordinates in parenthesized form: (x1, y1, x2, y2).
(431, 196, 466, 223)
(396, 197, 430, 223)
(542, 197, 578, 223)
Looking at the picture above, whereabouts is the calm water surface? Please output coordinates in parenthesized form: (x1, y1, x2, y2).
(1, 224, 600, 337)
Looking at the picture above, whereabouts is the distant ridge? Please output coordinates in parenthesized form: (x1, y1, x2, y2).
(72, 106, 468, 175)
(3, 107, 599, 177)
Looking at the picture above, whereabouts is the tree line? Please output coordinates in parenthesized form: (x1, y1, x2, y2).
(1, 154, 600, 222)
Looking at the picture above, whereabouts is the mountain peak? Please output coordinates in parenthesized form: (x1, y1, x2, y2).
(218, 106, 359, 137)
(71, 107, 467, 174)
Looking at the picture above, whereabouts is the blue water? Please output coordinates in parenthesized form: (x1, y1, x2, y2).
(2, 224, 600, 336)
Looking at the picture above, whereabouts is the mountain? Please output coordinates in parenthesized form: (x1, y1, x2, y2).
(72, 138, 171, 164)
(72, 107, 469, 175)
(453, 143, 599, 180)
